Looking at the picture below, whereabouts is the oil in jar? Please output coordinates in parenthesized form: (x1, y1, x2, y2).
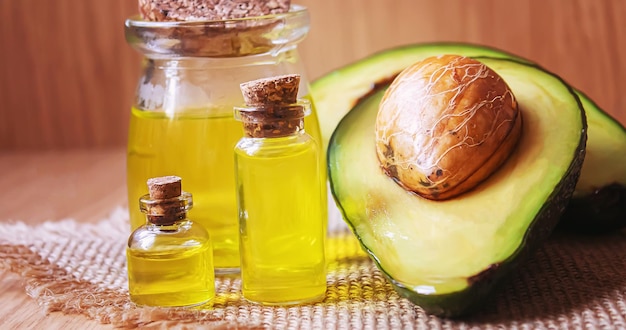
(127, 176, 215, 307)
(127, 107, 241, 271)
(234, 75, 327, 305)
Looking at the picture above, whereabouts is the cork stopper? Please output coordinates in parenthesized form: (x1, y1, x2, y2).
(240, 74, 300, 105)
(237, 74, 309, 138)
(147, 176, 182, 199)
(141, 176, 192, 226)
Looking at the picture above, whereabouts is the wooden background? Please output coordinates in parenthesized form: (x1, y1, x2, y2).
(1, 0, 625, 150)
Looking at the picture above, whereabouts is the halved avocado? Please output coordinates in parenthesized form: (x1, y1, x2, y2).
(312, 42, 626, 232)
(328, 57, 586, 316)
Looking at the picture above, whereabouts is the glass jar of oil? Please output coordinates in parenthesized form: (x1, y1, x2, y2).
(124, 5, 325, 274)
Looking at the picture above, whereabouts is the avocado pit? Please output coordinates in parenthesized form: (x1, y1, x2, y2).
(375, 55, 522, 200)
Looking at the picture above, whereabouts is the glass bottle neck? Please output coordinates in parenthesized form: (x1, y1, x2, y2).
(236, 129, 314, 158)
(244, 118, 306, 139)
(139, 192, 193, 226)
(244, 126, 307, 141)
(146, 218, 190, 231)
(236, 100, 310, 138)
(145, 213, 187, 226)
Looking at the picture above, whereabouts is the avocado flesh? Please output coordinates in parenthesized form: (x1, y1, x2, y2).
(560, 92, 626, 232)
(573, 93, 626, 195)
(328, 58, 586, 316)
(312, 42, 626, 232)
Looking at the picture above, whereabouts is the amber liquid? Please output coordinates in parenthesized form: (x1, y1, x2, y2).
(127, 98, 325, 272)
(235, 133, 327, 304)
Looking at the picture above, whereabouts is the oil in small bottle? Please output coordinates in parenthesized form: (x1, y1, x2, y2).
(127, 176, 215, 307)
(234, 75, 327, 305)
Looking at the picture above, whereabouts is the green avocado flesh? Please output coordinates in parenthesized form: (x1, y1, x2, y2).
(572, 92, 626, 195)
(312, 42, 626, 232)
(327, 58, 586, 316)
(560, 92, 626, 232)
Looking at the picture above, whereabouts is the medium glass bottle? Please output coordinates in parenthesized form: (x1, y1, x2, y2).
(127, 176, 215, 307)
(234, 75, 327, 305)
(124, 5, 326, 273)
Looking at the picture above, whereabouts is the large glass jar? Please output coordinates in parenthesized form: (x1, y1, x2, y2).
(124, 5, 325, 274)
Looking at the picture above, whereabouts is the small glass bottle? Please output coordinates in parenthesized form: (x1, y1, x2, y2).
(127, 176, 215, 307)
(234, 75, 327, 305)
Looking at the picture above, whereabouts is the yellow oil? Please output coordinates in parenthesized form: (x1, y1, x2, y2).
(127, 97, 325, 272)
(235, 133, 327, 304)
(127, 107, 241, 270)
(126, 224, 215, 307)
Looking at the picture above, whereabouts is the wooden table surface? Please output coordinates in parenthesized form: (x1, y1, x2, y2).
(0, 150, 126, 329)
(1, 1, 625, 328)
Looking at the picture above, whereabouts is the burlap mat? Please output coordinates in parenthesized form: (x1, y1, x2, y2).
(1, 208, 625, 329)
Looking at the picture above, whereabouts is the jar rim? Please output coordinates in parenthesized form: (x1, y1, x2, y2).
(126, 4, 308, 28)
(125, 4, 310, 58)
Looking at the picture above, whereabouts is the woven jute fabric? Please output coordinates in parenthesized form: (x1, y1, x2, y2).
(1, 208, 626, 329)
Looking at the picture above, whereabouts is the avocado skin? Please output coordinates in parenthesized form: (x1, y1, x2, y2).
(327, 59, 587, 317)
(560, 183, 626, 234)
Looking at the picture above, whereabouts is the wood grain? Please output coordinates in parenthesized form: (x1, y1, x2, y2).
(0, 149, 126, 329)
(1, 0, 624, 150)
(300, 0, 626, 121)
(0, 149, 127, 223)
(0, 1, 139, 149)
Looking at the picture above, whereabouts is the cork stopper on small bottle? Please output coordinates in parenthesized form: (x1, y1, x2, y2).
(147, 176, 182, 199)
(237, 74, 308, 138)
(240, 74, 300, 106)
(142, 176, 191, 225)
